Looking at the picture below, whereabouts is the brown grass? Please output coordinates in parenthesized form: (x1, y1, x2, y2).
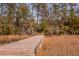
(0, 35, 30, 45)
(36, 35, 79, 56)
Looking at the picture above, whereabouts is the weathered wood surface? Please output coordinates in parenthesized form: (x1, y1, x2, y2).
(0, 35, 44, 56)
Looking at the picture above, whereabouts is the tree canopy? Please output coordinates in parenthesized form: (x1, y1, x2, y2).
(0, 3, 79, 35)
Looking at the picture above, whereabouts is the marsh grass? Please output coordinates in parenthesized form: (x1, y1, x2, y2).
(0, 35, 30, 45)
(36, 35, 79, 56)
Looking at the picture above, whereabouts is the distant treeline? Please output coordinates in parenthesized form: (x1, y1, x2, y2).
(0, 3, 79, 35)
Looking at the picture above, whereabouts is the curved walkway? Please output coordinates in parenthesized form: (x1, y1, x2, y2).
(0, 35, 44, 56)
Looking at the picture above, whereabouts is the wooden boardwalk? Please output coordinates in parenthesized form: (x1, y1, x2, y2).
(0, 35, 44, 56)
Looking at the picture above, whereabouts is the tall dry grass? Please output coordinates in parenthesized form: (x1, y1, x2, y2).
(36, 35, 79, 56)
(0, 35, 30, 45)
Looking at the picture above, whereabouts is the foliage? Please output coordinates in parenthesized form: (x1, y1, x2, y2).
(0, 3, 79, 35)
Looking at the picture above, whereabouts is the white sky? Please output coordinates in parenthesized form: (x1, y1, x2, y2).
(0, 0, 79, 3)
